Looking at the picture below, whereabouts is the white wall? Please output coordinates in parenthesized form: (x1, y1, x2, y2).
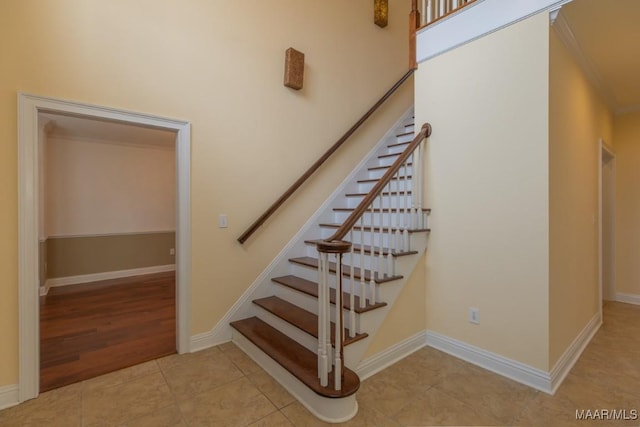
(416, 13, 551, 370)
(45, 136, 176, 237)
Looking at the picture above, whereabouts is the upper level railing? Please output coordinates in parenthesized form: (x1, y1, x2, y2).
(315, 122, 432, 390)
(237, 69, 415, 244)
(418, 0, 477, 28)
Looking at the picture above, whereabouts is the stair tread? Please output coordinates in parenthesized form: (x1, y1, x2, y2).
(230, 317, 360, 398)
(369, 163, 412, 171)
(396, 131, 414, 137)
(378, 152, 404, 159)
(319, 223, 430, 234)
(271, 275, 387, 314)
(289, 256, 403, 284)
(253, 296, 368, 346)
(345, 190, 412, 197)
(333, 207, 431, 213)
(272, 275, 386, 313)
(357, 176, 412, 184)
(304, 240, 417, 257)
(388, 140, 411, 149)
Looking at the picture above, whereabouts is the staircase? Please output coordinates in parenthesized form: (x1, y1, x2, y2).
(229, 110, 431, 422)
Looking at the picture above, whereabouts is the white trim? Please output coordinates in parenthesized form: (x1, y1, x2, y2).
(552, 12, 619, 114)
(426, 331, 553, 394)
(18, 93, 191, 403)
(233, 331, 358, 423)
(549, 312, 601, 394)
(417, 0, 574, 63)
(356, 331, 427, 380)
(46, 230, 176, 239)
(0, 384, 19, 411)
(617, 293, 640, 306)
(45, 264, 176, 288)
(190, 107, 416, 352)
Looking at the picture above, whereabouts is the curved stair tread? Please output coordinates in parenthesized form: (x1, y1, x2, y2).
(319, 223, 430, 234)
(230, 317, 360, 398)
(271, 275, 386, 314)
(289, 256, 403, 284)
(304, 240, 418, 258)
(253, 296, 368, 346)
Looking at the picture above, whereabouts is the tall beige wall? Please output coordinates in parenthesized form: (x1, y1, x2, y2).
(0, 0, 412, 387)
(614, 111, 640, 298)
(548, 30, 613, 368)
(415, 13, 551, 370)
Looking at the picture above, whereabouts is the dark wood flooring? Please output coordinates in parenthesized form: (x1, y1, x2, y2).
(39, 272, 176, 392)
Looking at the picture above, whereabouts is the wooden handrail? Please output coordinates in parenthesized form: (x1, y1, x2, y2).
(326, 122, 431, 242)
(237, 69, 415, 244)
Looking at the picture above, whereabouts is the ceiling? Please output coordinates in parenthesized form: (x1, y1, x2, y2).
(39, 112, 176, 148)
(559, 0, 640, 114)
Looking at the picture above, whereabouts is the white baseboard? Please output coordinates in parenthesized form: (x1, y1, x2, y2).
(616, 292, 640, 306)
(0, 384, 19, 411)
(356, 331, 427, 380)
(190, 331, 230, 353)
(45, 264, 176, 288)
(549, 312, 601, 394)
(426, 331, 553, 394)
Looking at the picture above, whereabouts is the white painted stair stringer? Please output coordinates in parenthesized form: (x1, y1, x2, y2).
(200, 107, 417, 348)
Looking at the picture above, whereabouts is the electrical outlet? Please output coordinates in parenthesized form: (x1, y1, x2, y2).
(469, 307, 480, 325)
(169, 248, 175, 256)
(219, 214, 228, 228)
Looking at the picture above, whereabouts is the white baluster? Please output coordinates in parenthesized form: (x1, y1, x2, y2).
(387, 180, 394, 275)
(369, 203, 376, 304)
(412, 147, 420, 229)
(403, 160, 410, 252)
(395, 168, 403, 252)
(348, 230, 356, 338)
(425, 0, 433, 24)
(439, 0, 446, 17)
(359, 216, 366, 310)
(377, 194, 385, 278)
(317, 252, 328, 387)
(334, 252, 343, 391)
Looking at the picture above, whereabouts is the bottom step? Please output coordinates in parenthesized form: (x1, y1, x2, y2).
(230, 317, 360, 398)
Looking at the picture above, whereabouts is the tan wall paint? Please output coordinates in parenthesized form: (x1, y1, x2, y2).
(614, 111, 640, 297)
(415, 14, 551, 370)
(0, 0, 412, 386)
(548, 31, 613, 368)
(47, 232, 176, 278)
(364, 254, 427, 357)
(46, 135, 176, 237)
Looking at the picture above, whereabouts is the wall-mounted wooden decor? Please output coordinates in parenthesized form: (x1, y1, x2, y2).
(374, 0, 388, 28)
(283, 48, 304, 90)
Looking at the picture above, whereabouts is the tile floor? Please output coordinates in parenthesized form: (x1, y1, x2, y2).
(0, 301, 638, 426)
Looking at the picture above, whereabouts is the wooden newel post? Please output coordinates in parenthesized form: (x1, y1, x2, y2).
(316, 240, 351, 390)
(409, 0, 420, 70)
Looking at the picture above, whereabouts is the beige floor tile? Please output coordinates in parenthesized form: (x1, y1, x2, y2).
(514, 391, 590, 427)
(83, 360, 159, 393)
(433, 363, 538, 424)
(82, 371, 174, 427)
(159, 346, 244, 399)
(118, 404, 186, 427)
(390, 387, 502, 426)
(247, 368, 296, 409)
(0, 383, 82, 427)
(248, 410, 294, 427)
(280, 400, 400, 427)
(219, 342, 264, 376)
(178, 377, 277, 427)
(280, 402, 332, 427)
(357, 372, 420, 417)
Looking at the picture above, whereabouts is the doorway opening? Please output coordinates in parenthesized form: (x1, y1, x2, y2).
(37, 112, 179, 391)
(18, 93, 191, 402)
(599, 139, 616, 315)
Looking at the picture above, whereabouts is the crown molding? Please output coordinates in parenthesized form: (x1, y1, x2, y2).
(552, 12, 620, 113)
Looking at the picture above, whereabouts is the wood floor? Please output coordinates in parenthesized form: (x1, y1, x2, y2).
(39, 271, 176, 392)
